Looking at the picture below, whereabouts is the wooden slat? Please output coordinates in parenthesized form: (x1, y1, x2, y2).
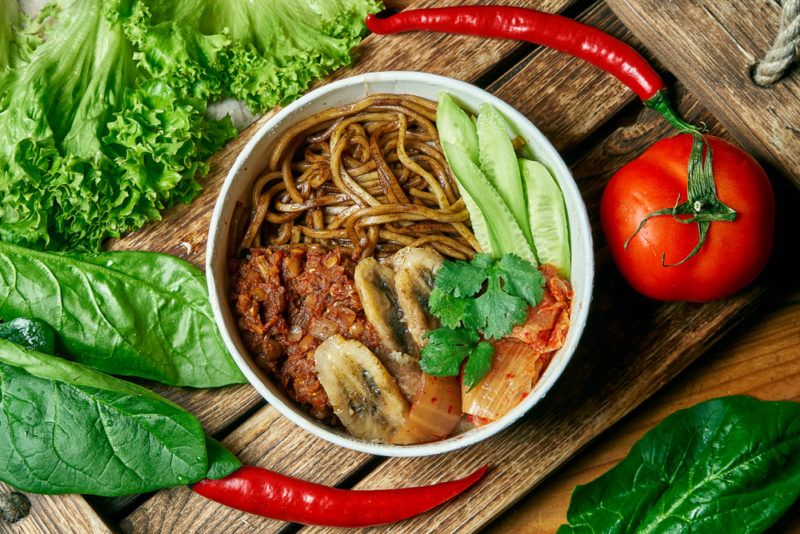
(605, 0, 800, 188)
(489, 288, 800, 532)
(120, 406, 371, 534)
(0, 483, 110, 534)
(302, 84, 777, 533)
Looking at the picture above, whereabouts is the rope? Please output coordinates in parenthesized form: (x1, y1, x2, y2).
(753, 0, 800, 86)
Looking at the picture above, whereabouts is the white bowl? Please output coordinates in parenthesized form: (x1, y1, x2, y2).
(207, 71, 594, 457)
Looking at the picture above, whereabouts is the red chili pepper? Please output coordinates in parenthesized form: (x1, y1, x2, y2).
(366, 6, 698, 133)
(192, 464, 489, 527)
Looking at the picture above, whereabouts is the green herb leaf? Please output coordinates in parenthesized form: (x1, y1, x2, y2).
(474, 276, 528, 340)
(430, 253, 545, 340)
(0, 338, 216, 496)
(434, 257, 487, 297)
(463, 341, 494, 390)
(0, 243, 245, 387)
(420, 328, 495, 388)
(420, 328, 479, 376)
(428, 288, 474, 329)
(559, 396, 800, 533)
(497, 253, 546, 307)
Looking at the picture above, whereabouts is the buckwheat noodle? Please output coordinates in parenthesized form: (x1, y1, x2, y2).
(238, 94, 480, 260)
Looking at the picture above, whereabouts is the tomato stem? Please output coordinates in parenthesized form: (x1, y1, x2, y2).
(625, 134, 737, 266)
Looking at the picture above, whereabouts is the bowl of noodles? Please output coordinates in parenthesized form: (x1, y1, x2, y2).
(207, 71, 593, 457)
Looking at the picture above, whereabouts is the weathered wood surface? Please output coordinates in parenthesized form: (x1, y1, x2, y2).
(605, 0, 800, 188)
(0, 483, 111, 534)
(489, 286, 800, 532)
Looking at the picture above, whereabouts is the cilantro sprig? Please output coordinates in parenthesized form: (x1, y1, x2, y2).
(421, 253, 545, 389)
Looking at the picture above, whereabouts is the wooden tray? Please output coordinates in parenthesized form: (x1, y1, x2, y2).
(5, 0, 798, 532)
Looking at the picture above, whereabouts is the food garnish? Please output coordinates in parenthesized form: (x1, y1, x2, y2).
(559, 397, 800, 533)
(315, 335, 410, 442)
(192, 464, 489, 527)
(0, 242, 245, 387)
(421, 253, 546, 388)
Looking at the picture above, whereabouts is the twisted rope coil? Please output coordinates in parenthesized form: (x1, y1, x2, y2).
(753, 0, 800, 86)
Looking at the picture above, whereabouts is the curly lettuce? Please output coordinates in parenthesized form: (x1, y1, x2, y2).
(128, 0, 382, 112)
(0, 0, 18, 73)
(0, 0, 235, 250)
(0, 0, 376, 250)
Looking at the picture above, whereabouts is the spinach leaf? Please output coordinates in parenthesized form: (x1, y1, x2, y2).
(205, 436, 242, 480)
(0, 338, 240, 495)
(0, 318, 56, 354)
(559, 396, 800, 534)
(0, 242, 245, 387)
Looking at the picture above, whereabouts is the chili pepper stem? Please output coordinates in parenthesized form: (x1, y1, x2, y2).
(644, 90, 702, 134)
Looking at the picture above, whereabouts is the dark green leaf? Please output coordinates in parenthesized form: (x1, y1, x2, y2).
(434, 257, 486, 297)
(204, 436, 241, 480)
(0, 242, 245, 387)
(474, 277, 527, 339)
(428, 288, 474, 329)
(0, 318, 56, 355)
(463, 341, 494, 390)
(420, 327, 479, 376)
(0, 338, 212, 496)
(496, 253, 545, 307)
(560, 396, 800, 534)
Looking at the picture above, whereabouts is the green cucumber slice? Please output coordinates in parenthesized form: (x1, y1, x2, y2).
(436, 92, 491, 252)
(520, 159, 571, 277)
(436, 92, 479, 163)
(442, 141, 536, 264)
(477, 103, 533, 247)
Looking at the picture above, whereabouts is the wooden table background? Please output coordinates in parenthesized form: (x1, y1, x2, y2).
(2, 0, 799, 532)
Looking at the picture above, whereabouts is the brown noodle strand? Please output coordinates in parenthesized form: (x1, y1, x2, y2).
(242, 95, 481, 260)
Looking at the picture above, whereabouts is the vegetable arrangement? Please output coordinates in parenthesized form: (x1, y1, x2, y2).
(419, 91, 571, 389)
(560, 397, 800, 533)
(368, 5, 775, 302)
(0, 0, 380, 251)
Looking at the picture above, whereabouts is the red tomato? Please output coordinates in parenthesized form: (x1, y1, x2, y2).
(600, 134, 775, 302)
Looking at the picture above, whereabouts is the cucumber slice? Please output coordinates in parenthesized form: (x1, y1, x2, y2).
(477, 103, 533, 247)
(442, 141, 537, 264)
(520, 159, 571, 277)
(436, 93, 479, 163)
(455, 183, 493, 255)
(436, 92, 491, 253)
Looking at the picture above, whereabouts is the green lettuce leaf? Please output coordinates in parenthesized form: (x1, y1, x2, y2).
(0, 0, 235, 250)
(127, 0, 382, 112)
(0, 0, 19, 73)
